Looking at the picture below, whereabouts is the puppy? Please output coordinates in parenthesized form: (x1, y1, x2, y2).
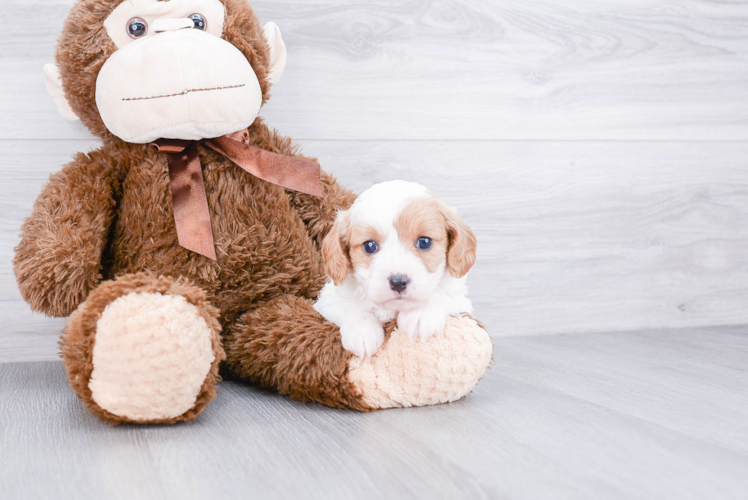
(314, 180, 477, 358)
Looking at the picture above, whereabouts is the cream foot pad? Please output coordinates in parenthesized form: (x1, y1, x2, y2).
(89, 292, 216, 421)
(348, 315, 493, 409)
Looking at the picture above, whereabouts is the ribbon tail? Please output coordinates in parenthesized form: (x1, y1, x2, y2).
(254, 147, 324, 197)
(165, 142, 217, 260)
(207, 135, 323, 197)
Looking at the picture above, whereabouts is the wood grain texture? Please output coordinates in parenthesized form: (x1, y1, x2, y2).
(2, 0, 748, 361)
(1, 0, 748, 140)
(2, 139, 747, 361)
(2, 326, 748, 500)
(310, 140, 748, 337)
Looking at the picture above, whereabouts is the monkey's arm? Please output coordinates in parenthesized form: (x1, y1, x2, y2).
(249, 118, 357, 245)
(13, 146, 125, 317)
(288, 171, 357, 245)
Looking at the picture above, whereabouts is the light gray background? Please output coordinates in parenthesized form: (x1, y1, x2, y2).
(1, 2, 748, 499)
(2, 0, 748, 361)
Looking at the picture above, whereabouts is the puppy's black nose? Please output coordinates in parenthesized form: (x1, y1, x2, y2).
(388, 274, 409, 292)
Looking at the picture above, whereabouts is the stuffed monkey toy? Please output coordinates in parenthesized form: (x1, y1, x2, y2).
(14, 0, 493, 424)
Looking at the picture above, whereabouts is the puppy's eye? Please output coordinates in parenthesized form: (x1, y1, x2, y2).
(416, 237, 432, 250)
(363, 240, 379, 254)
(127, 17, 148, 39)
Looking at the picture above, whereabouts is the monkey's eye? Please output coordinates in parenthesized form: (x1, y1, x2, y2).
(363, 241, 379, 254)
(190, 13, 207, 30)
(416, 237, 432, 250)
(127, 17, 148, 39)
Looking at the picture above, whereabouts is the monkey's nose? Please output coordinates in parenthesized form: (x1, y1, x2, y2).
(152, 18, 195, 33)
(388, 274, 409, 293)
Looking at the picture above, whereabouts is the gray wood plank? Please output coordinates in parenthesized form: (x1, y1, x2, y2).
(314, 139, 748, 336)
(2, 0, 748, 140)
(2, 327, 748, 500)
(2, 138, 747, 361)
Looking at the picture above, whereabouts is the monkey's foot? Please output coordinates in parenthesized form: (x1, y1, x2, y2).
(347, 315, 493, 409)
(61, 273, 224, 424)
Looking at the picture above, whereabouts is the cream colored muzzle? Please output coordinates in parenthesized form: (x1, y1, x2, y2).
(95, 25, 263, 144)
(151, 17, 195, 32)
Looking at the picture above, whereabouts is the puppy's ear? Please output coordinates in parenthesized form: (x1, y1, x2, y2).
(442, 205, 477, 278)
(321, 211, 351, 286)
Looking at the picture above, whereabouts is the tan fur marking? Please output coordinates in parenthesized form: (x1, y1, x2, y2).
(442, 204, 477, 278)
(394, 197, 449, 273)
(394, 196, 477, 277)
(347, 224, 385, 272)
(321, 212, 351, 286)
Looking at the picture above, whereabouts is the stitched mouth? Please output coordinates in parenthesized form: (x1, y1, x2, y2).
(122, 83, 246, 101)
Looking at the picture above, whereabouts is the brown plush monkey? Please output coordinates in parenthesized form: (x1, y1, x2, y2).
(14, 0, 492, 424)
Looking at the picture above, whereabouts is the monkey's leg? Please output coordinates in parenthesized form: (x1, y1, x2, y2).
(223, 295, 493, 410)
(60, 273, 224, 424)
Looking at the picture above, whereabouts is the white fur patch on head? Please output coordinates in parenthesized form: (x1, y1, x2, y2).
(346, 180, 444, 311)
(89, 292, 215, 421)
(347, 180, 431, 232)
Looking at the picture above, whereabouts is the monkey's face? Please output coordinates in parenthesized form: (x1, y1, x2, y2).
(50, 0, 285, 143)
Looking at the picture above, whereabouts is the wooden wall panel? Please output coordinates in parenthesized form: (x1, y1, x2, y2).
(1, 0, 747, 361)
(2, 139, 746, 361)
(1, 0, 748, 141)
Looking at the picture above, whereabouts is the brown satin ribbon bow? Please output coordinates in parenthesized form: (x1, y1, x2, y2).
(152, 129, 322, 261)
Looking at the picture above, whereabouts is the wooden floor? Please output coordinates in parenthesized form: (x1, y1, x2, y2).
(2, 326, 747, 500)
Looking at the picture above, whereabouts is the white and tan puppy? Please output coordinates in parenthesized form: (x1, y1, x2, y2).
(314, 180, 477, 358)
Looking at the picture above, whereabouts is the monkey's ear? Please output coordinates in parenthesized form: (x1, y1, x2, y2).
(262, 22, 287, 85)
(43, 63, 79, 122)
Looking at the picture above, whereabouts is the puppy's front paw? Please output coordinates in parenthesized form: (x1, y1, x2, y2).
(397, 308, 448, 341)
(340, 320, 385, 358)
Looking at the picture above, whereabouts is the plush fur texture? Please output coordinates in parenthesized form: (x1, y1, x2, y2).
(15, 0, 493, 423)
(61, 273, 224, 425)
(222, 294, 371, 412)
(39, 118, 369, 422)
(348, 316, 493, 408)
(14, 144, 125, 317)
